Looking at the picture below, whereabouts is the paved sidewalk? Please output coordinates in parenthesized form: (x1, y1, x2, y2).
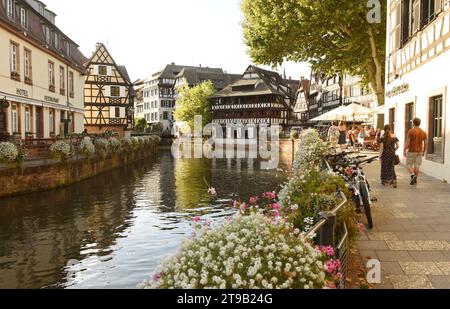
(358, 161, 450, 289)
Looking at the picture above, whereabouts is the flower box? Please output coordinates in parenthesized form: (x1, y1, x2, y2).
(60, 89, 66, 96)
(10, 72, 20, 81)
(49, 85, 55, 92)
(24, 77, 33, 85)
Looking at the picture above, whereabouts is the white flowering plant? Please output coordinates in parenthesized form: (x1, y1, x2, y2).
(143, 214, 342, 289)
(49, 141, 72, 161)
(94, 138, 110, 158)
(78, 138, 95, 157)
(293, 129, 331, 175)
(109, 137, 122, 154)
(0, 142, 19, 164)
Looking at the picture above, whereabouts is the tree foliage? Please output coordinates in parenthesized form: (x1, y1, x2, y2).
(242, 0, 387, 105)
(173, 81, 215, 132)
(134, 118, 148, 133)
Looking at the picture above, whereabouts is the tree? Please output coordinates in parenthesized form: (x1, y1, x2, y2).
(242, 0, 386, 106)
(173, 81, 215, 132)
(134, 118, 148, 133)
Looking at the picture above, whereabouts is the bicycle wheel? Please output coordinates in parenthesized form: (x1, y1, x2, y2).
(360, 183, 373, 229)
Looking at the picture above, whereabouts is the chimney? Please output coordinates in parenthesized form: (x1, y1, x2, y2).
(171, 62, 175, 65)
(289, 76, 292, 80)
(199, 64, 202, 68)
(96, 42, 102, 49)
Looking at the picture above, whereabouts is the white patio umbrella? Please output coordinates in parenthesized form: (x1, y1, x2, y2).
(310, 103, 375, 122)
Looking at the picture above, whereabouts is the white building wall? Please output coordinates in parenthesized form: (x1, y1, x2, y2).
(385, 2, 450, 181)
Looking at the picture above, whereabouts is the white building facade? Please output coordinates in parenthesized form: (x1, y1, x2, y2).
(385, 0, 450, 181)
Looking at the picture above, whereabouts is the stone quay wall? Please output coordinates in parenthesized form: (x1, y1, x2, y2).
(0, 146, 158, 198)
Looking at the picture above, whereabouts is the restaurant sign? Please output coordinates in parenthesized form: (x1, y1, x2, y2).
(44, 96, 59, 103)
(386, 84, 409, 98)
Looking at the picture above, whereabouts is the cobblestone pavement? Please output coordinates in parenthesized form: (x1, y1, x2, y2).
(358, 161, 450, 289)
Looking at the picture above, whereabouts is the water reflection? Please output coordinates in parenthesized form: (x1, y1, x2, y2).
(0, 151, 288, 289)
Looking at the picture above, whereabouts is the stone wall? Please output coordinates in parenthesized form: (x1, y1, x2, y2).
(0, 147, 158, 198)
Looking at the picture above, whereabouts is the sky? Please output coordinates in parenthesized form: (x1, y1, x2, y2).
(43, 0, 311, 82)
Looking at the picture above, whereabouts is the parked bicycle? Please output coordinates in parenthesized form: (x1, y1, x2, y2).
(326, 152, 379, 229)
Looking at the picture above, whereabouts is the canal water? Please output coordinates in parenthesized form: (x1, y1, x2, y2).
(0, 151, 288, 289)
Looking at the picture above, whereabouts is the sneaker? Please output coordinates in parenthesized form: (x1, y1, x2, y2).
(410, 175, 418, 185)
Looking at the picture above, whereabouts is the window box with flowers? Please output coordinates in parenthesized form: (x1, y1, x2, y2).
(10, 71, 20, 81)
(25, 132, 34, 139)
(24, 76, 33, 85)
(60, 89, 65, 96)
(69, 92, 75, 99)
(49, 85, 55, 93)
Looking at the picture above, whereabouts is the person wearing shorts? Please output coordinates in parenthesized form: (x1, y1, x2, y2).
(404, 118, 427, 185)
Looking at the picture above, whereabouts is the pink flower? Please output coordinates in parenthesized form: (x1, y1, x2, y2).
(249, 196, 258, 205)
(262, 192, 276, 200)
(318, 246, 335, 257)
(152, 272, 163, 282)
(193, 216, 201, 223)
(325, 260, 341, 274)
(358, 223, 366, 234)
(272, 203, 282, 211)
(233, 200, 239, 209)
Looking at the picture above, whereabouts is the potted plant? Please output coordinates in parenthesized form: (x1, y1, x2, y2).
(24, 76, 33, 85)
(25, 132, 34, 139)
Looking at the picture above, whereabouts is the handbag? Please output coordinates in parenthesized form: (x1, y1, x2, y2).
(394, 154, 400, 166)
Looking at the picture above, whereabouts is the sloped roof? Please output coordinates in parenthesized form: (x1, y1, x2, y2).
(117, 65, 131, 83)
(175, 67, 240, 90)
(212, 65, 296, 100)
(0, 0, 87, 72)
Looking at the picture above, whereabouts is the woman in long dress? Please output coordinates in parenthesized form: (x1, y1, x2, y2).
(379, 125, 399, 188)
(338, 121, 347, 149)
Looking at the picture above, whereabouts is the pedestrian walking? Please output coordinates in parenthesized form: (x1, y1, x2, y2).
(379, 125, 399, 188)
(338, 121, 347, 149)
(404, 118, 428, 185)
(327, 121, 340, 148)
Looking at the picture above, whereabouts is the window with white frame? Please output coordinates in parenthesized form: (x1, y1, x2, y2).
(20, 7, 27, 28)
(69, 71, 74, 98)
(25, 107, 31, 133)
(428, 95, 444, 163)
(11, 104, 18, 133)
(10, 42, 19, 74)
(49, 109, 54, 133)
(48, 61, 55, 89)
(59, 66, 65, 94)
(24, 48, 32, 81)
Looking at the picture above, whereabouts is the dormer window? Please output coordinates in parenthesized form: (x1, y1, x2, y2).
(45, 27, 51, 45)
(54, 32, 59, 49)
(64, 41, 71, 57)
(20, 8, 28, 28)
(39, 4, 45, 16)
(6, 0, 14, 19)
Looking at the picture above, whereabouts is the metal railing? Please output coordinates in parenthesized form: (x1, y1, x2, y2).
(304, 158, 350, 289)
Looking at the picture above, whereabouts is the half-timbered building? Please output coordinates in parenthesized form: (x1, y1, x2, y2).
(84, 43, 133, 137)
(211, 65, 297, 137)
(385, 0, 450, 181)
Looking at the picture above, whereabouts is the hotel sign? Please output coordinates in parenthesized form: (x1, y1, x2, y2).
(386, 84, 409, 98)
(44, 96, 59, 103)
(16, 88, 29, 97)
